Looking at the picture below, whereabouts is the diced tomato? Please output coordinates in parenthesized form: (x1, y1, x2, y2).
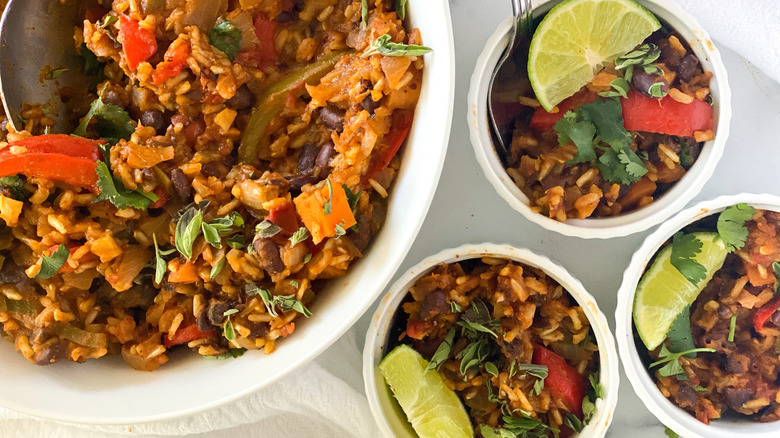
(163, 323, 215, 348)
(118, 15, 157, 71)
(267, 201, 299, 236)
(621, 89, 713, 137)
(529, 90, 599, 131)
(253, 13, 277, 68)
(148, 187, 168, 209)
(404, 319, 434, 340)
(364, 109, 414, 182)
(753, 296, 780, 334)
(532, 345, 586, 418)
(152, 39, 191, 85)
(279, 322, 295, 337)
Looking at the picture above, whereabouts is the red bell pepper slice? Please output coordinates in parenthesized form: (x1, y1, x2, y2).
(0, 135, 101, 190)
(118, 15, 158, 71)
(163, 323, 215, 348)
(621, 89, 713, 137)
(267, 201, 300, 236)
(253, 13, 277, 68)
(148, 186, 169, 209)
(532, 345, 586, 418)
(529, 90, 599, 131)
(152, 39, 190, 85)
(753, 296, 780, 334)
(364, 109, 414, 182)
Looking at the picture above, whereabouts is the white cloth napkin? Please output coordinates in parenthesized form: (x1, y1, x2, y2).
(0, 331, 381, 437)
(1, 1, 779, 437)
(675, 0, 780, 84)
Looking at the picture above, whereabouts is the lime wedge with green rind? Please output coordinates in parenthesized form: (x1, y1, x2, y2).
(633, 232, 728, 351)
(379, 344, 473, 438)
(528, 0, 661, 111)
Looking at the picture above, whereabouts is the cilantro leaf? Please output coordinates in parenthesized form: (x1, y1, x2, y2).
(75, 97, 135, 141)
(650, 344, 715, 377)
(679, 139, 694, 167)
(361, 34, 432, 58)
(666, 305, 696, 356)
(554, 111, 597, 164)
(479, 425, 515, 438)
(618, 147, 649, 180)
(670, 232, 706, 285)
(717, 203, 755, 252)
(579, 98, 632, 150)
(426, 328, 456, 371)
(94, 161, 158, 210)
(209, 20, 242, 61)
(35, 244, 69, 279)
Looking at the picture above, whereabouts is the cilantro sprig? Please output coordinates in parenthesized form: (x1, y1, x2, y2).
(361, 34, 432, 58)
(650, 344, 715, 377)
(670, 232, 706, 285)
(209, 20, 242, 61)
(74, 97, 135, 143)
(35, 244, 69, 279)
(717, 203, 755, 252)
(94, 161, 159, 210)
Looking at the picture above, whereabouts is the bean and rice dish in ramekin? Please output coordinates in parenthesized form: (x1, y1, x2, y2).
(0, 0, 427, 370)
(388, 258, 602, 437)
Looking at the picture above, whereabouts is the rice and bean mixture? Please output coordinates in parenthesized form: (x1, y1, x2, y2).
(645, 210, 780, 424)
(393, 258, 601, 436)
(507, 31, 714, 221)
(0, 0, 425, 370)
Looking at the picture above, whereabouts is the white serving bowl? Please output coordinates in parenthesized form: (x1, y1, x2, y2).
(616, 193, 780, 438)
(468, 0, 732, 239)
(364, 243, 620, 438)
(0, 0, 456, 424)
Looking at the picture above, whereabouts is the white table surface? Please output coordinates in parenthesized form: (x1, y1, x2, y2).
(349, 1, 780, 437)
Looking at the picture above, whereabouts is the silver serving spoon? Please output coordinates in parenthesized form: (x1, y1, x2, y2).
(0, 0, 95, 133)
(488, 0, 534, 161)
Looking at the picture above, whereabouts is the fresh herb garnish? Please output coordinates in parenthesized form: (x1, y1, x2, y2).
(175, 203, 205, 259)
(290, 280, 299, 289)
(303, 253, 312, 263)
(583, 371, 602, 423)
(502, 414, 559, 436)
(153, 234, 176, 284)
(456, 336, 493, 376)
(717, 203, 755, 252)
(455, 299, 501, 377)
(426, 328, 456, 371)
(614, 43, 662, 83)
(450, 301, 462, 313)
(256, 220, 282, 239)
(555, 111, 597, 164)
(599, 77, 630, 99)
(226, 234, 246, 249)
(210, 256, 226, 280)
(650, 344, 715, 377)
(395, 0, 408, 20)
(289, 227, 310, 247)
(774, 262, 780, 296)
(35, 244, 69, 279)
(361, 34, 432, 58)
(457, 299, 499, 338)
(44, 68, 68, 80)
(342, 184, 362, 213)
(360, 0, 368, 27)
(334, 219, 347, 239)
(728, 314, 737, 342)
(516, 364, 548, 395)
(201, 222, 222, 248)
(209, 20, 242, 61)
(208, 212, 244, 234)
(484, 361, 499, 377)
(667, 305, 696, 355)
(74, 97, 135, 141)
(204, 348, 246, 360)
(324, 178, 334, 215)
(664, 426, 680, 438)
(670, 232, 706, 285)
(648, 82, 668, 98)
(564, 413, 584, 433)
(508, 360, 517, 378)
(679, 139, 694, 167)
(222, 308, 239, 341)
(0, 175, 30, 201)
(94, 161, 159, 210)
(247, 284, 312, 318)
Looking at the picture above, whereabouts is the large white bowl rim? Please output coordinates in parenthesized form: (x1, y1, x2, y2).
(467, 0, 732, 239)
(363, 243, 620, 438)
(0, 0, 456, 424)
(616, 193, 780, 438)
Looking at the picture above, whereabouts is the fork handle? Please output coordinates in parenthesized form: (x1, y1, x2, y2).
(511, 0, 534, 42)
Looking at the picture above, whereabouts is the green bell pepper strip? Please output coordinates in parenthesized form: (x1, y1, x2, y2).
(238, 51, 349, 164)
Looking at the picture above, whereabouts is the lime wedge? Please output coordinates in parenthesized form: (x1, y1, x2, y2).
(528, 0, 661, 111)
(379, 345, 473, 438)
(633, 232, 728, 351)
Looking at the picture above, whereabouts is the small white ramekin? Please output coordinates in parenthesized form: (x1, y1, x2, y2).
(467, 0, 732, 239)
(363, 243, 619, 437)
(616, 193, 780, 438)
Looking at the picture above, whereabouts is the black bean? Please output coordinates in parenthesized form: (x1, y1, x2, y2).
(247, 321, 269, 340)
(349, 210, 372, 252)
(227, 85, 252, 110)
(276, 11, 294, 22)
(361, 95, 381, 114)
(417, 290, 449, 320)
(170, 168, 191, 199)
(315, 141, 337, 168)
(297, 143, 319, 174)
(140, 110, 165, 133)
(771, 309, 780, 328)
(141, 168, 160, 185)
(675, 383, 700, 408)
(207, 300, 234, 326)
(632, 69, 669, 99)
(33, 340, 68, 366)
(201, 161, 226, 178)
(103, 90, 123, 107)
(724, 354, 748, 374)
(185, 89, 205, 102)
(0, 119, 7, 133)
(288, 174, 319, 192)
(676, 54, 699, 83)
(196, 309, 213, 332)
(319, 105, 345, 131)
(253, 238, 284, 275)
(723, 387, 754, 409)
